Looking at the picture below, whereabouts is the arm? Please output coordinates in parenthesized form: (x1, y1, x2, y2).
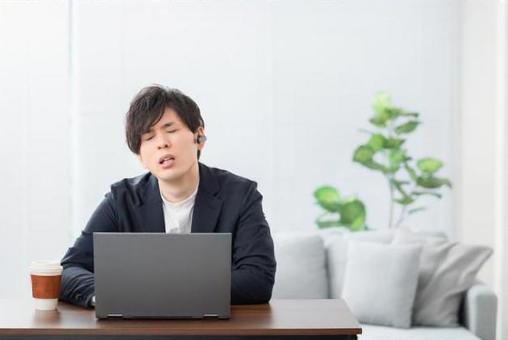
(462, 282, 497, 340)
(231, 183, 277, 304)
(59, 193, 119, 308)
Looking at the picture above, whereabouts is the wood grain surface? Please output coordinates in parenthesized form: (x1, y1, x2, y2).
(0, 299, 361, 336)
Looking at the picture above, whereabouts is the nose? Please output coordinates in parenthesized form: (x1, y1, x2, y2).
(156, 134, 170, 149)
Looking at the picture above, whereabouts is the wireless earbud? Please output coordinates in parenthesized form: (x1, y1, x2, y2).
(195, 135, 207, 144)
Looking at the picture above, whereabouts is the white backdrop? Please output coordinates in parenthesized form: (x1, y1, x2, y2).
(0, 0, 458, 298)
(0, 1, 71, 298)
(72, 0, 458, 238)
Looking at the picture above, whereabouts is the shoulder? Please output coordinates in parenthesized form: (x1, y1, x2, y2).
(199, 163, 263, 215)
(200, 163, 258, 196)
(108, 172, 155, 204)
(206, 165, 255, 186)
(110, 172, 152, 192)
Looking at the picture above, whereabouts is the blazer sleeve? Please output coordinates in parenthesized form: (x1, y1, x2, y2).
(231, 182, 277, 304)
(59, 192, 119, 308)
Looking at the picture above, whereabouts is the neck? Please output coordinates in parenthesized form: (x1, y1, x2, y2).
(158, 162, 200, 203)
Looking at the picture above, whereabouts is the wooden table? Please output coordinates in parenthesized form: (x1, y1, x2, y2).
(0, 299, 361, 339)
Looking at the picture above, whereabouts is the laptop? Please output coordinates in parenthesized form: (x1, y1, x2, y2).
(93, 232, 231, 319)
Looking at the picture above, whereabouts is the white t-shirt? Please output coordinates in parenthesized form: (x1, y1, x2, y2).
(160, 185, 198, 234)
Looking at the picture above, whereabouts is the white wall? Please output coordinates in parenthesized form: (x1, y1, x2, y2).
(72, 0, 458, 239)
(0, 0, 461, 309)
(0, 1, 70, 297)
(460, 0, 508, 339)
(460, 0, 500, 287)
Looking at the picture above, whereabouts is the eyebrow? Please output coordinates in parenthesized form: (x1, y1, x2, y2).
(144, 122, 174, 134)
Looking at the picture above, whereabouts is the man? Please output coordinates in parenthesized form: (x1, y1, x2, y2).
(60, 85, 276, 308)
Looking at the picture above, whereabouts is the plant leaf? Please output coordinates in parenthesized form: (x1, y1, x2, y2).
(313, 186, 341, 212)
(401, 111, 419, 118)
(370, 92, 392, 127)
(395, 180, 411, 185)
(353, 145, 375, 163)
(367, 134, 386, 152)
(412, 191, 442, 199)
(372, 92, 391, 115)
(395, 120, 420, 134)
(395, 196, 414, 205)
(316, 219, 343, 229)
(384, 137, 405, 149)
(353, 145, 391, 173)
(417, 158, 443, 175)
(385, 107, 403, 120)
(388, 149, 407, 172)
(338, 199, 366, 231)
(363, 160, 391, 173)
(369, 115, 389, 128)
(408, 206, 426, 214)
(416, 176, 452, 189)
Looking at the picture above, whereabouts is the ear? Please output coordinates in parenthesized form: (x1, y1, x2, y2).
(196, 127, 206, 150)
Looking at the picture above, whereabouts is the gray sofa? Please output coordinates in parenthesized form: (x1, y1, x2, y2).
(271, 230, 497, 340)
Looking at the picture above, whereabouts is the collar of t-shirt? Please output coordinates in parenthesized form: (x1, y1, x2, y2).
(160, 183, 199, 234)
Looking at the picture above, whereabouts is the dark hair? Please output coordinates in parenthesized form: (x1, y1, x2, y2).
(125, 85, 205, 158)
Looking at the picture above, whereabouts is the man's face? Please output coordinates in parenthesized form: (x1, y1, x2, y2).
(137, 107, 204, 183)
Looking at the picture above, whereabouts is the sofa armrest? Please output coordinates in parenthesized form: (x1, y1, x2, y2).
(462, 282, 497, 340)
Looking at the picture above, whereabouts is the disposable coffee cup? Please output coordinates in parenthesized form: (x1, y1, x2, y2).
(30, 261, 63, 310)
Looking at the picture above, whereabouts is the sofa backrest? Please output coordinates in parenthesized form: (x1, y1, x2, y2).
(271, 229, 447, 299)
(271, 233, 328, 298)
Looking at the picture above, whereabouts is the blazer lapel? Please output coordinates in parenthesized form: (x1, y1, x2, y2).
(191, 163, 223, 233)
(136, 174, 165, 233)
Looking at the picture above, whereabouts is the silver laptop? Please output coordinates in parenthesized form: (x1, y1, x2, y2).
(93, 232, 231, 319)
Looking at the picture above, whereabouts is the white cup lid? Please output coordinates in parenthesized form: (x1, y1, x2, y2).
(30, 260, 63, 274)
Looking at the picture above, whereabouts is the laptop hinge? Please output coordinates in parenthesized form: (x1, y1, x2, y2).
(203, 314, 219, 318)
(107, 313, 123, 318)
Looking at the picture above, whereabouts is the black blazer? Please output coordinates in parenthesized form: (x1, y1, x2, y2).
(60, 163, 276, 308)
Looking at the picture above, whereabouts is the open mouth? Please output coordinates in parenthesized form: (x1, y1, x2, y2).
(159, 154, 175, 168)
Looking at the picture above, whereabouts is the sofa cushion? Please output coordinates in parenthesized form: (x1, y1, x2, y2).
(323, 229, 395, 298)
(360, 324, 481, 340)
(342, 241, 422, 328)
(271, 233, 328, 298)
(393, 228, 493, 327)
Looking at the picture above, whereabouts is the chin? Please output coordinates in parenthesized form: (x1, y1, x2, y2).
(156, 171, 177, 180)
(156, 169, 183, 182)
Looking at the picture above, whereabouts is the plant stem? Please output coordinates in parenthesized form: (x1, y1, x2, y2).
(387, 175, 394, 228)
(395, 174, 416, 227)
(387, 120, 396, 229)
(395, 206, 407, 227)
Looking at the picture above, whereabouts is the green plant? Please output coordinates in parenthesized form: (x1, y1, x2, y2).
(313, 186, 367, 231)
(314, 92, 452, 230)
(354, 92, 452, 228)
